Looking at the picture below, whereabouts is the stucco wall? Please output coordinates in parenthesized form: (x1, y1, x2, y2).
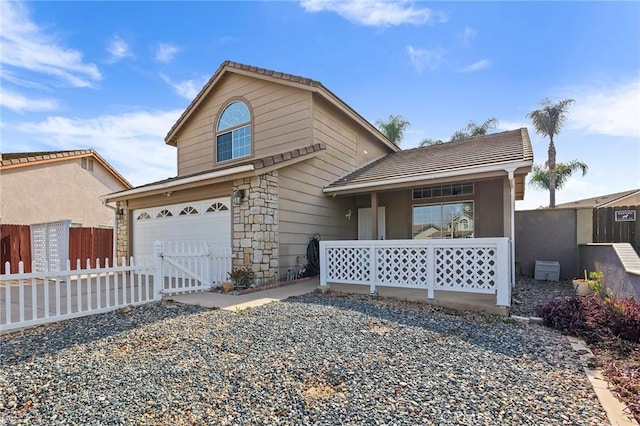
(1, 159, 127, 228)
(515, 208, 577, 279)
(578, 243, 640, 300)
(355, 178, 506, 240)
(576, 208, 593, 245)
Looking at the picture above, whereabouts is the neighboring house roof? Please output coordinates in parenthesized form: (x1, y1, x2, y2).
(104, 143, 326, 202)
(324, 128, 533, 195)
(164, 60, 399, 153)
(1, 150, 132, 188)
(555, 188, 640, 209)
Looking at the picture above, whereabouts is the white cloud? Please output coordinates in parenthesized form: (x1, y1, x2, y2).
(0, 1, 101, 87)
(300, 0, 446, 26)
(457, 26, 476, 46)
(457, 59, 490, 73)
(498, 120, 529, 131)
(406, 45, 442, 72)
(155, 43, 180, 63)
(1, 90, 58, 112)
(15, 110, 183, 185)
(107, 35, 134, 63)
(160, 74, 207, 100)
(566, 76, 640, 137)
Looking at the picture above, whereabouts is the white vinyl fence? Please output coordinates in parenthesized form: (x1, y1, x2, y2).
(319, 238, 511, 307)
(1, 241, 233, 333)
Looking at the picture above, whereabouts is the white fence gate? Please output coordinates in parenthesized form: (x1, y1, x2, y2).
(156, 241, 232, 295)
(30, 220, 71, 272)
(319, 238, 511, 307)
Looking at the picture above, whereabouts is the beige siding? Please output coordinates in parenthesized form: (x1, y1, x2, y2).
(1, 159, 127, 227)
(176, 74, 313, 176)
(126, 182, 232, 211)
(276, 96, 394, 277)
(278, 162, 357, 278)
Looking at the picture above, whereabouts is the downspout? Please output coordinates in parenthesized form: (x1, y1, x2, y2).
(506, 168, 516, 289)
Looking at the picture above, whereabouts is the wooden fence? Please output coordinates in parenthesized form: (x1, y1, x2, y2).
(0, 225, 113, 273)
(593, 205, 640, 254)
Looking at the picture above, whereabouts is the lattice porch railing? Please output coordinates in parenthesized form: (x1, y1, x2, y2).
(320, 238, 511, 306)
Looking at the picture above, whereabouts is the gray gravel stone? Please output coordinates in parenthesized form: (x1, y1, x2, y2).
(1, 292, 607, 425)
(511, 276, 576, 318)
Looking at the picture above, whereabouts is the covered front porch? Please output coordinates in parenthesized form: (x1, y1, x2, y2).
(318, 129, 534, 310)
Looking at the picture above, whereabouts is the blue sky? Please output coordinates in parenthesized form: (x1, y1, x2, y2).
(1, 0, 639, 210)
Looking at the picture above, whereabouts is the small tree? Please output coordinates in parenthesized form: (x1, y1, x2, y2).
(529, 160, 588, 193)
(450, 117, 499, 141)
(418, 117, 498, 147)
(375, 115, 410, 146)
(527, 98, 575, 208)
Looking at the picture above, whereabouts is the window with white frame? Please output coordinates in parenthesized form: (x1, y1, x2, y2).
(216, 101, 251, 162)
(412, 201, 474, 239)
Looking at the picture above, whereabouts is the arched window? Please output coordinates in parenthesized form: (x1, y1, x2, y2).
(157, 209, 173, 218)
(136, 212, 151, 220)
(216, 101, 251, 162)
(459, 218, 470, 230)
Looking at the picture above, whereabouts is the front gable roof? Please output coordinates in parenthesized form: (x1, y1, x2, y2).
(164, 60, 399, 153)
(1, 150, 132, 188)
(324, 128, 534, 196)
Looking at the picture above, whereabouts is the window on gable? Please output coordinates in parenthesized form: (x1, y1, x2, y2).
(81, 158, 94, 172)
(216, 101, 251, 162)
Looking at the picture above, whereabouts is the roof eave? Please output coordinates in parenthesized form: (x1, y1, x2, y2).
(103, 164, 255, 203)
(323, 160, 533, 196)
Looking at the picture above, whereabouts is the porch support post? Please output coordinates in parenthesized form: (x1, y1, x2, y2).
(371, 192, 378, 240)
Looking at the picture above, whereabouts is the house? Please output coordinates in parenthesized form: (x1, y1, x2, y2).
(1, 150, 131, 273)
(1, 150, 131, 228)
(104, 61, 533, 285)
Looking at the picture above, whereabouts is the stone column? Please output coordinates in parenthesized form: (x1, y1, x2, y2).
(232, 171, 279, 286)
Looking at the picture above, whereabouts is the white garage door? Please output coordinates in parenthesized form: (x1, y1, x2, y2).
(132, 197, 231, 261)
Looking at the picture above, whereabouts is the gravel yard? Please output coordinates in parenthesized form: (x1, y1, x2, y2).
(1, 290, 608, 425)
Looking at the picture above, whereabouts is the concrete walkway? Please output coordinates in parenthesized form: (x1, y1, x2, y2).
(168, 278, 319, 311)
(170, 279, 509, 315)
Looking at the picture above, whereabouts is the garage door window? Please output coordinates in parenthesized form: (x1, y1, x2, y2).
(157, 209, 173, 218)
(216, 101, 252, 162)
(180, 206, 198, 215)
(207, 202, 229, 213)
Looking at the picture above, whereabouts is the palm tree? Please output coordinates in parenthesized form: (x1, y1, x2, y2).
(526, 98, 575, 207)
(375, 115, 410, 145)
(450, 117, 499, 141)
(529, 160, 588, 194)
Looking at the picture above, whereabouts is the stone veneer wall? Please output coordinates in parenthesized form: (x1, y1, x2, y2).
(115, 202, 129, 263)
(232, 171, 279, 285)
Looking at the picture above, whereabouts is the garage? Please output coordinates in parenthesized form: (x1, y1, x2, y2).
(132, 197, 231, 261)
